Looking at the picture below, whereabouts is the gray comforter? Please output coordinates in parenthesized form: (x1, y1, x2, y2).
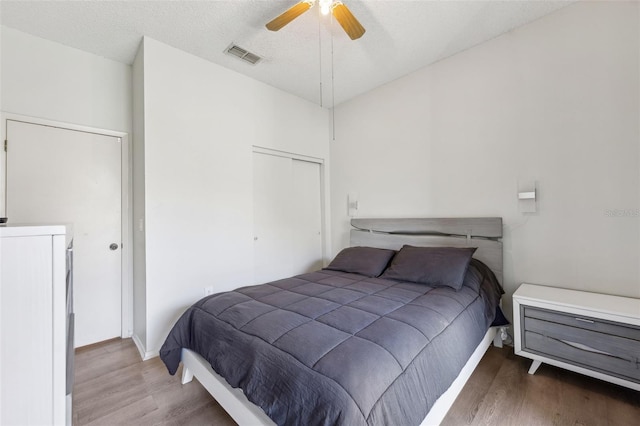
(160, 259, 503, 426)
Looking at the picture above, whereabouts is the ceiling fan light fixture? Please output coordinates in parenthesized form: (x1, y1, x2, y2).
(266, 0, 365, 40)
(319, 0, 332, 16)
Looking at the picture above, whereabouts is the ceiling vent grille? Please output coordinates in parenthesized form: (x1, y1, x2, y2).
(225, 44, 262, 65)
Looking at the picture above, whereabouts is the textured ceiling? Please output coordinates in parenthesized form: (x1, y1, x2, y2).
(0, 0, 574, 106)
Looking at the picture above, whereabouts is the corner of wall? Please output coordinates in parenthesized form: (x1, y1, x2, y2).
(132, 333, 158, 361)
(132, 37, 148, 350)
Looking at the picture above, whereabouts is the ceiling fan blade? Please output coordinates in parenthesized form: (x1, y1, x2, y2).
(332, 2, 365, 40)
(266, 1, 314, 32)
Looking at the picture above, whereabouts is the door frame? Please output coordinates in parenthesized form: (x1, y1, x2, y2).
(0, 113, 133, 340)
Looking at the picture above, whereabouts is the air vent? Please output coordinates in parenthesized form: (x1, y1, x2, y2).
(225, 44, 262, 65)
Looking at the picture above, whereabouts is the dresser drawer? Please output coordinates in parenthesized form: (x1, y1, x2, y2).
(524, 331, 640, 383)
(523, 306, 640, 341)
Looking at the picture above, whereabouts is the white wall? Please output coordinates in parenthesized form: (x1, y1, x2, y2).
(0, 27, 131, 133)
(331, 1, 640, 319)
(136, 37, 330, 355)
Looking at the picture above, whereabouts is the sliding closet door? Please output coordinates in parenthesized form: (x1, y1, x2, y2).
(253, 152, 323, 284)
(291, 159, 323, 275)
(253, 153, 293, 283)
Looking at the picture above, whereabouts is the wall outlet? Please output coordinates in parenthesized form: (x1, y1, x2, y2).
(203, 286, 215, 297)
(348, 193, 359, 217)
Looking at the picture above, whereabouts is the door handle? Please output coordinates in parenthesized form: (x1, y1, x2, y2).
(109, 243, 119, 251)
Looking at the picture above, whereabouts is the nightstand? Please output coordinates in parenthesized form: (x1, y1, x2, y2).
(513, 283, 640, 391)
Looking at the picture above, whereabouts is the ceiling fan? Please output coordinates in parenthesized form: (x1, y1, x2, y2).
(266, 0, 366, 40)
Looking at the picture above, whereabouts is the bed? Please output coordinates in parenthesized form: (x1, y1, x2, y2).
(160, 217, 505, 425)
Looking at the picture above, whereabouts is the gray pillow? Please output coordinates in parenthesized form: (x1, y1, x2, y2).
(380, 245, 477, 290)
(325, 246, 396, 277)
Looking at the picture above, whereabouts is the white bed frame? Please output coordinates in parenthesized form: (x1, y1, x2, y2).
(181, 217, 504, 426)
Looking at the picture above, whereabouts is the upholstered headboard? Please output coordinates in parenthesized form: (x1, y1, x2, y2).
(350, 218, 503, 284)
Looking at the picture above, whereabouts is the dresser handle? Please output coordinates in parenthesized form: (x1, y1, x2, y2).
(575, 317, 595, 324)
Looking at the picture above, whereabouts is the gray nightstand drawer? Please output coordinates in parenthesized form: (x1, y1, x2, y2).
(524, 306, 640, 341)
(513, 284, 640, 391)
(524, 331, 640, 383)
(522, 306, 640, 383)
(523, 315, 639, 359)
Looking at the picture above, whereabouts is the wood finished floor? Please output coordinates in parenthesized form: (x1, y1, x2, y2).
(74, 338, 640, 425)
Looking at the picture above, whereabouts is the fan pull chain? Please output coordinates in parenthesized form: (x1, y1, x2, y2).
(331, 16, 336, 141)
(318, 6, 323, 108)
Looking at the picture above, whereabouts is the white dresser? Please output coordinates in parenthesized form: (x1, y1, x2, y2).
(513, 283, 640, 391)
(0, 225, 73, 425)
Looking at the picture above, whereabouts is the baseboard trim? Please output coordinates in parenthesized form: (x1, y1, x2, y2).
(132, 334, 159, 361)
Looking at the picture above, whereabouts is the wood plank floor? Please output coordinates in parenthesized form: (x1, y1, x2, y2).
(74, 339, 640, 425)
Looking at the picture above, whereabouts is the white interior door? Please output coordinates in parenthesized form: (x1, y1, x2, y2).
(5, 120, 122, 347)
(253, 151, 323, 284)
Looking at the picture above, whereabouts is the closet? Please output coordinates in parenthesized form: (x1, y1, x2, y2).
(253, 151, 323, 284)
